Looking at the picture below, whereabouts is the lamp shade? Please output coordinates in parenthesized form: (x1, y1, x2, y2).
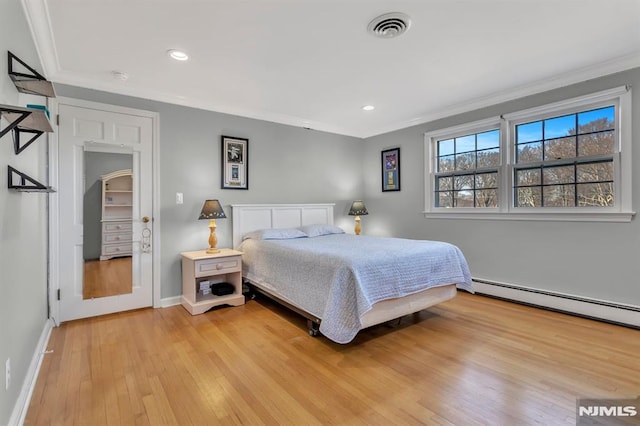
(199, 199, 226, 220)
(348, 200, 368, 216)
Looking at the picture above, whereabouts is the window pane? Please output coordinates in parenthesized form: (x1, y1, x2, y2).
(516, 187, 541, 207)
(577, 183, 614, 207)
(576, 162, 613, 183)
(517, 121, 542, 143)
(454, 175, 473, 190)
(477, 148, 500, 168)
(544, 114, 575, 139)
(475, 172, 497, 189)
(438, 139, 454, 156)
(578, 106, 614, 134)
(456, 135, 475, 153)
(477, 130, 499, 150)
(543, 185, 575, 207)
(437, 191, 453, 208)
(437, 176, 453, 190)
(517, 141, 543, 163)
(475, 189, 497, 207)
(438, 155, 455, 172)
(578, 131, 614, 157)
(432, 127, 501, 210)
(543, 165, 575, 185)
(544, 136, 576, 160)
(454, 191, 474, 207)
(455, 152, 475, 170)
(515, 168, 541, 186)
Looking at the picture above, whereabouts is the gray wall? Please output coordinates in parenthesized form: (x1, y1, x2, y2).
(0, 0, 50, 423)
(363, 68, 640, 307)
(54, 84, 364, 300)
(83, 152, 133, 260)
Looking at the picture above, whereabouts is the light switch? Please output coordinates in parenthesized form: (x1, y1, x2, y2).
(176, 192, 183, 204)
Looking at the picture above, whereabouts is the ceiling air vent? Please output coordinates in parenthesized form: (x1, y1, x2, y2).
(367, 12, 411, 38)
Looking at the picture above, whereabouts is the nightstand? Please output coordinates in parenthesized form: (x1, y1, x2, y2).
(180, 249, 244, 315)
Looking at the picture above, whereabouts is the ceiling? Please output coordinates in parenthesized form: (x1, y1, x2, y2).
(22, 0, 640, 138)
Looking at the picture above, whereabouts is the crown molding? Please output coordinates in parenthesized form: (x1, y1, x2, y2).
(21, 1, 640, 139)
(362, 51, 640, 138)
(21, 0, 60, 78)
(50, 70, 361, 138)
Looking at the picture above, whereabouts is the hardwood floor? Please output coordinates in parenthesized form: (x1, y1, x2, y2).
(83, 257, 132, 300)
(25, 293, 639, 425)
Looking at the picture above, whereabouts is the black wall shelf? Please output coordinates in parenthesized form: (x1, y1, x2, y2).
(8, 51, 56, 98)
(7, 166, 55, 192)
(4, 51, 56, 192)
(0, 104, 53, 153)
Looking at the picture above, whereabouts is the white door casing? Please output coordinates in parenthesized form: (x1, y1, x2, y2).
(56, 99, 156, 322)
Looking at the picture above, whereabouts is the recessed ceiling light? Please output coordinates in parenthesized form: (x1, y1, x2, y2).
(167, 49, 189, 61)
(362, 105, 375, 111)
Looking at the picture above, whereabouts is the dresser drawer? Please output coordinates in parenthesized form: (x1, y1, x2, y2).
(195, 255, 241, 277)
(102, 243, 132, 256)
(103, 221, 132, 233)
(103, 232, 132, 244)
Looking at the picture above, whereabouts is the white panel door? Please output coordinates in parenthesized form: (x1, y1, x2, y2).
(58, 102, 153, 321)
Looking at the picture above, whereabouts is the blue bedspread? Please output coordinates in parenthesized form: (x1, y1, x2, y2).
(239, 234, 473, 343)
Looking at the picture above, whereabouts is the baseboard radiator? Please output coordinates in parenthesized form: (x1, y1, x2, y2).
(472, 278, 640, 329)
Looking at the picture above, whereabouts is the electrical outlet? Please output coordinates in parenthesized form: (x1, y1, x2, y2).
(176, 192, 183, 204)
(5, 358, 10, 390)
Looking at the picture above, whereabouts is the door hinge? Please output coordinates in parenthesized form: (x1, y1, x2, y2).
(56, 114, 59, 126)
(57, 289, 60, 300)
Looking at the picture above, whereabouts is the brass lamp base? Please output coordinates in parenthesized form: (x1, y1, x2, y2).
(354, 215, 361, 235)
(206, 219, 220, 253)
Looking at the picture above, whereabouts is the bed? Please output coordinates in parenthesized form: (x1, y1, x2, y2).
(232, 204, 473, 343)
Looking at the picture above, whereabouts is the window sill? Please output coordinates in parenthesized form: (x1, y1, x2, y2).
(423, 210, 636, 222)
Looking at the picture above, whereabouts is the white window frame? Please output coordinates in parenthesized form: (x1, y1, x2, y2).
(424, 86, 634, 222)
(425, 116, 503, 215)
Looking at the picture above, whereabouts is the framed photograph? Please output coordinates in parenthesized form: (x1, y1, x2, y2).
(381, 147, 401, 192)
(221, 135, 249, 190)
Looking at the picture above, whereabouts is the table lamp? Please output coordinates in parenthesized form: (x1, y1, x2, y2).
(199, 199, 227, 253)
(348, 200, 368, 235)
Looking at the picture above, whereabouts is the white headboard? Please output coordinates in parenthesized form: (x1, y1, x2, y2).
(231, 203, 335, 249)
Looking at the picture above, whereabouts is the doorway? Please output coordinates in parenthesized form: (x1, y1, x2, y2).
(53, 98, 158, 322)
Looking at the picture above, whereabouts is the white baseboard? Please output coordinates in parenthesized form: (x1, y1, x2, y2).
(9, 318, 54, 426)
(160, 295, 182, 308)
(473, 279, 640, 328)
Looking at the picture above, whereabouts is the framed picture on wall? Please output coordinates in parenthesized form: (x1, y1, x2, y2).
(221, 135, 249, 189)
(381, 147, 400, 192)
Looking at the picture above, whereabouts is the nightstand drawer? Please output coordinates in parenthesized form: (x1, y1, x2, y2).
(195, 256, 241, 277)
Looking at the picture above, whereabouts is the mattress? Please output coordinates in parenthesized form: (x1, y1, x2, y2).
(239, 233, 473, 343)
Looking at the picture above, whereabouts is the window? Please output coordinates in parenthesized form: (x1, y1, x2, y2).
(435, 129, 500, 208)
(513, 106, 615, 208)
(424, 86, 633, 221)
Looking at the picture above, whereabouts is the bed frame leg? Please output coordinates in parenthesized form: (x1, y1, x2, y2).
(307, 320, 320, 337)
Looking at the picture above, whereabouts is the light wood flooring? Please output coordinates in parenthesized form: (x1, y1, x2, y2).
(26, 292, 640, 425)
(83, 257, 132, 300)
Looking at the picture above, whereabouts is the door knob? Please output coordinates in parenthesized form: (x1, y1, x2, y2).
(142, 216, 150, 223)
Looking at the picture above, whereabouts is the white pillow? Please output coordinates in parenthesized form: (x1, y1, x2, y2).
(242, 227, 308, 241)
(298, 224, 345, 238)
